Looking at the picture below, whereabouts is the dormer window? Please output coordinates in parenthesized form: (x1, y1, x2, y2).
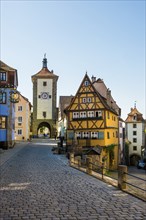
(133, 115, 137, 121)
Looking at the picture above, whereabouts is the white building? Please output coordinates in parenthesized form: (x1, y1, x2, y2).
(125, 106, 146, 165)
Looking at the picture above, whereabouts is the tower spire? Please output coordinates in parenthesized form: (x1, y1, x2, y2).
(42, 53, 47, 68)
(134, 101, 137, 108)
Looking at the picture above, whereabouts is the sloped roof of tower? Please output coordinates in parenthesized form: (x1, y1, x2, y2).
(31, 55, 59, 80)
(125, 107, 144, 122)
(92, 77, 121, 116)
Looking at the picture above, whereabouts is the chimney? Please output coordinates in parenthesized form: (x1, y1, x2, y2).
(107, 88, 112, 107)
(91, 75, 96, 83)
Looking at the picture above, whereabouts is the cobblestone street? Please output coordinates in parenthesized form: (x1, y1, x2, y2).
(0, 140, 146, 220)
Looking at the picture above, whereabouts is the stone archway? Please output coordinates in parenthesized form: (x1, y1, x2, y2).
(37, 122, 51, 138)
(130, 154, 141, 166)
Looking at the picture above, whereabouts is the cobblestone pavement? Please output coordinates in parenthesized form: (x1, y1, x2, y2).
(0, 140, 146, 220)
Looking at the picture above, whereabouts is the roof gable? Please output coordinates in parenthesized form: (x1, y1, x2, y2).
(125, 107, 144, 122)
(66, 73, 110, 111)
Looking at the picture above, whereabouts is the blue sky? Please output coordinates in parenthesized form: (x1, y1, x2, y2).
(1, 0, 145, 120)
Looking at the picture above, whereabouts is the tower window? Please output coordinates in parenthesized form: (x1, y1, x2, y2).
(133, 146, 137, 151)
(43, 112, 46, 118)
(43, 81, 47, 86)
(133, 115, 137, 121)
(133, 131, 137, 136)
(133, 138, 137, 143)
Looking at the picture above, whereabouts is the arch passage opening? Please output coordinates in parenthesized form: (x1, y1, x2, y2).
(37, 122, 51, 138)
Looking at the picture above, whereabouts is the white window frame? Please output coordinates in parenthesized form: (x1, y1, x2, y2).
(91, 132, 98, 139)
(82, 131, 90, 139)
(96, 110, 102, 118)
(80, 112, 86, 118)
(18, 106, 22, 111)
(18, 129, 22, 135)
(87, 97, 92, 103)
(82, 98, 86, 103)
(84, 81, 89, 86)
(87, 111, 94, 117)
(76, 132, 81, 139)
(73, 112, 79, 119)
(0, 72, 7, 81)
(18, 116, 22, 123)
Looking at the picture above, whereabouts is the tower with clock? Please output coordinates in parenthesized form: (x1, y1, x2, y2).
(31, 55, 59, 138)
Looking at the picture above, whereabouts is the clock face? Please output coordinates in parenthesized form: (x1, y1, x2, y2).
(41, 92, 48, 99)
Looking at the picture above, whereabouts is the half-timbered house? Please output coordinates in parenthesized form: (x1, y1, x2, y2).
(65, 73, 121, 169)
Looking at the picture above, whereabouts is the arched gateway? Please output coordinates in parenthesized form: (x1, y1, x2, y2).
(31, 55, 59, 138)
(37, 122, 51, 137)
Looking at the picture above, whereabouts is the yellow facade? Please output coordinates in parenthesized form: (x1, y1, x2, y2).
(65, 73, 120, 169)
